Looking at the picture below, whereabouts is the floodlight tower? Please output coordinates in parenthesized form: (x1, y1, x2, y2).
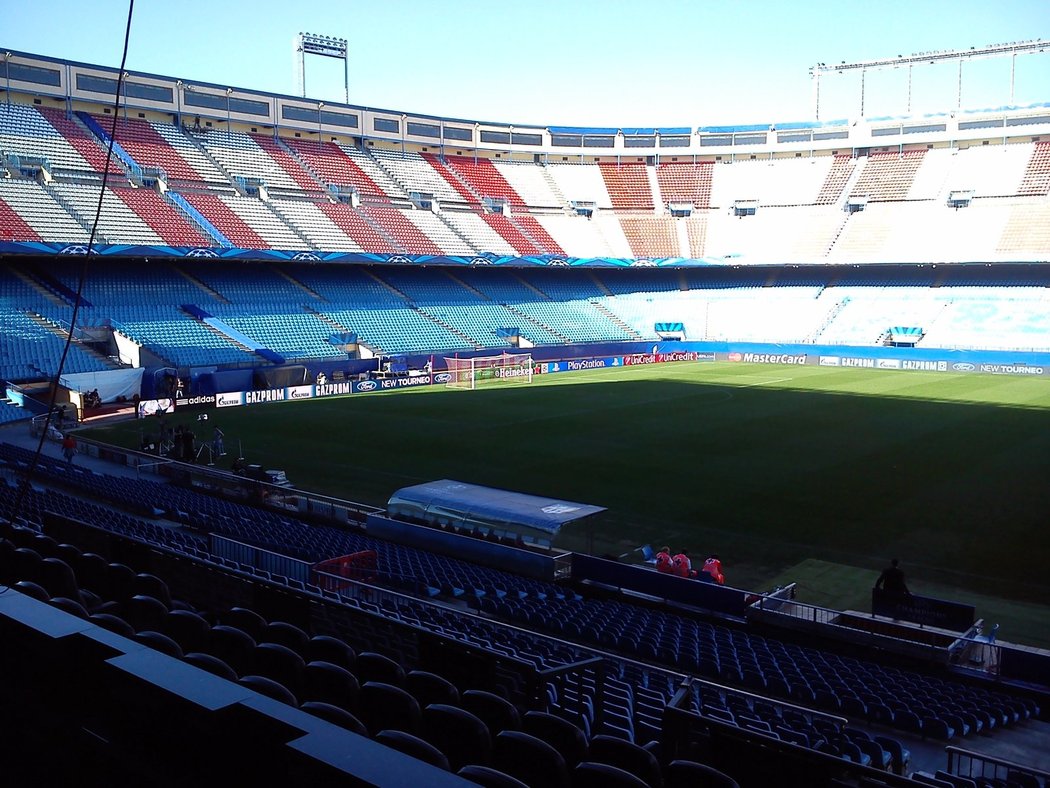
(295, 32, 349, 104)
(809, 39, 1049, 120)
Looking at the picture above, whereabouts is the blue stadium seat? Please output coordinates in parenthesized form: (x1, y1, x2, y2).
(406, 670, 460, 708)
(461, 690, 522, 734)
(252, 643, 306, 697)
(491, 730, 570, 788)
(47, 595, 90, 619)
(182, 652, 239, 682)
(358, 682, 422, 736)
(873, 735, 910, 775)
(421, 704, 493, 772)
(125, 594, 170, 632)
(88, 611, 135, 637)
(521, 711, 589, 769)
(573, 761, 650, 788)
(238, 674, 298, 706)
(134, 630, 185, 659)
(456, 764, 529, 788)
(308, 635, 357, 672)
(263, 620, 311, 657)
(208, 624, 257, 675)
(160, 609, 212, 654)
(302, 661, 360, 713)
(587, 734, 663, 788)
(300, 701, 368, 736)
(356, 651, 406, 686)
(666, 760, 740, 788)
(375, 729, 451, 772)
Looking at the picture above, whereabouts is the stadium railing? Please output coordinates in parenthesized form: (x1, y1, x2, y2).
(204, 530, 611, 713)
(40, 509, 593, 712)
(945, 745, 1050, 787)
(663, 679, 921, 787)
(571, 553, 753, 620)
(367, 513, 571, 583)
(749, 586, 1050, 695)
(69, 434, 382, 525)
(749, 589, 963, 663)
(210, 533, 313, 584)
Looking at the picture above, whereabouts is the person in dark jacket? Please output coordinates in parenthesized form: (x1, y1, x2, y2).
(875, 558, 909, 597)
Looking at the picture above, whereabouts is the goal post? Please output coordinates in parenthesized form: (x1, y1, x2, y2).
(443, 352, 534, 390)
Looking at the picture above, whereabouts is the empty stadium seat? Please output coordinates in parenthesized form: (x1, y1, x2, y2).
(356, 651, 406, 686)
(461, 689, 522, 734)
(182, 652, 239, 681)
(252, 642, 306, 695)
(422, 703, 493, 771)
(237, 674, 298, 706)
(490, 730, 570, 788)
(358, 682, 422, 736)
(88, 611, 135, 638)
(375, 729, 451, 771)
(160, 609, 212, 654)
(308, 634, 357, 671)
(456, 764, 530, 788)
(666, 760, 740, 788)
(208, 625, 257, 675)
(299, 701, 369, 736)
(573, 761, 651, 788)
(521, 711, 589, 769)
(406, 670, 461, 708)
(134, 630, 185, 659)
(587, 734, 663, 788)
(302, 660, 360, 712)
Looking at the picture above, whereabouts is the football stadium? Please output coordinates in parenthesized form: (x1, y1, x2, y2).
(1, 7, 1050, 785)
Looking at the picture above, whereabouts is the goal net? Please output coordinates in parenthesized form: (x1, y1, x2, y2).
(443, 352, 534, 390)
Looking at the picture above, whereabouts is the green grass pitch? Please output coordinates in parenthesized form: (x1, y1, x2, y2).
(88, 362, 1050, 647)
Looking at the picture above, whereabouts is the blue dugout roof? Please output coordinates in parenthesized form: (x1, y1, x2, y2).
(389, 479, 605, 535)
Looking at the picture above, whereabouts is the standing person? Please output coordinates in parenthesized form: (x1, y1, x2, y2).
(654, 546, 674, 574)
(672, 549, 694, 578)
(874, 558, 911, 620)
(875, 558, 910, 598)
(61, 433, 77, 464)
(701, 554, 725, 585)
(212, 426, 226, 457)
(181, 427, 195, 463)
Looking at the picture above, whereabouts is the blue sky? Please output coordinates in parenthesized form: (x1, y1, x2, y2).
(6, 0, 1050, 127)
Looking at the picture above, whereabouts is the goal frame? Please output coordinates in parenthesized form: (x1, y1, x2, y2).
(443, 352, 534, 390)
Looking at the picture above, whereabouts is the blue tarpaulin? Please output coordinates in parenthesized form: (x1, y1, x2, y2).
(388, 479, 605, 536)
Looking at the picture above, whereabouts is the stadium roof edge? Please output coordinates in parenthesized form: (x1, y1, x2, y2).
(0, 45, 546, 132)
(3, 46, 1048, 139)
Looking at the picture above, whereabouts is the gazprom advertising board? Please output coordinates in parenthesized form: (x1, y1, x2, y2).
(215, 375, 436, 408)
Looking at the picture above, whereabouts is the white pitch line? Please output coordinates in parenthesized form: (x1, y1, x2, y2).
(739, 376, 793, 387)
